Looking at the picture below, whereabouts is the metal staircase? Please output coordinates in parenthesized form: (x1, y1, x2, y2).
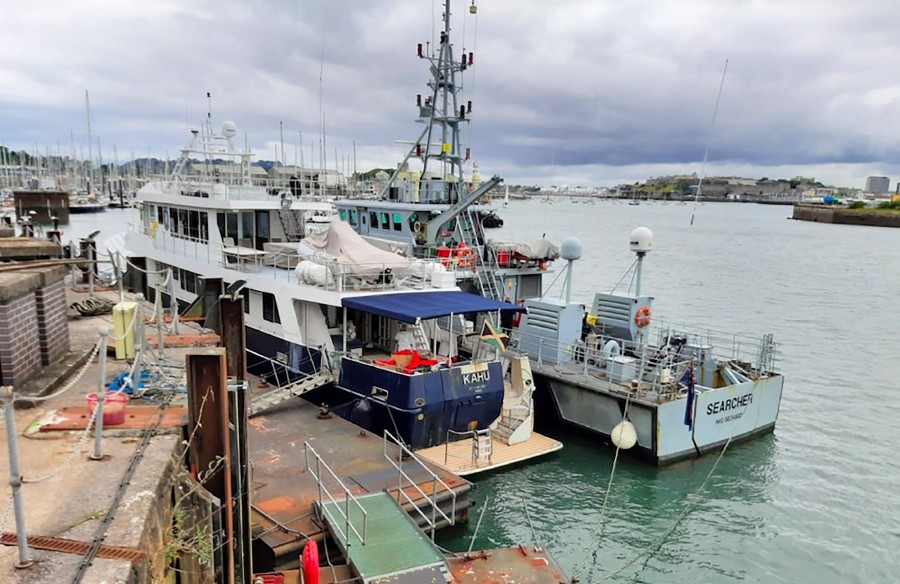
(249, 370, 333, 416)
(306, 441, 451, 584)
(411, 322, 431, 353)
(457, 209, 505, 301)
(276, 208, 305, 241)
(492, 356, 536, 445)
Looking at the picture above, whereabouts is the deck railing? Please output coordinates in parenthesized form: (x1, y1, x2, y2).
(512, 331, 697, 400)
(304, 442, 368, 545)
(383, 430, 456, 540)
(130, 223, 455, 292)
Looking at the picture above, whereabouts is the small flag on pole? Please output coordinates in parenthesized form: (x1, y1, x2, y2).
(480, 320, 508, 351)
(683, 362, 696, 429)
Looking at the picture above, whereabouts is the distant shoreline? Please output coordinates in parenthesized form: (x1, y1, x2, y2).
(791, 204, 900, 228)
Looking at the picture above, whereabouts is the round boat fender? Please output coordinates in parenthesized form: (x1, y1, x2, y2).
(635, 306, 652, 328)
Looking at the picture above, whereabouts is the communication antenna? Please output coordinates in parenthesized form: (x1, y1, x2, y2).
(691, 59, 729, 226)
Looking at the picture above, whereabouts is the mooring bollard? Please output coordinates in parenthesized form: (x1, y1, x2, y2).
(114, 252, 124, 304)
(90, 328, 109, 461)
(1, 386, 34, 568)
(87, 244, 95, 297)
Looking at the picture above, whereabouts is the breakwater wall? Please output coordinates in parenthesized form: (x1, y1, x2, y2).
(792, 204, 900, 228)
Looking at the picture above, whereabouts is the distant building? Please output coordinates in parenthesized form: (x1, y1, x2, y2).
(865, 176, 890, 194)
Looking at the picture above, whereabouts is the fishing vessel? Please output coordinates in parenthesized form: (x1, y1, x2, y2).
(124, 1, 562, 472)
(332, 0, 557, 306)
(514, 228, 784, 465)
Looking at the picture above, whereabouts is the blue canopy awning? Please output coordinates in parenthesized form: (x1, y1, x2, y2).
(341, 291, 525, 324)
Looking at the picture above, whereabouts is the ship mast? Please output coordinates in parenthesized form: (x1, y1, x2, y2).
(417, 0, 470, 203)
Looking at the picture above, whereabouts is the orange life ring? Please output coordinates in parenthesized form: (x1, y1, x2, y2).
(635, 306, 652, 328)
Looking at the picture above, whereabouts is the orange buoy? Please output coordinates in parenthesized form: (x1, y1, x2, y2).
(635, 306, 652, 328)
(302, 540, 319, 584)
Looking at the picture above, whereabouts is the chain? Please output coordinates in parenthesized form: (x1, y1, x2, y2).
(0, 495, 13, 534)
(22, 403, 99, 484)
(15, 339, 103, 405)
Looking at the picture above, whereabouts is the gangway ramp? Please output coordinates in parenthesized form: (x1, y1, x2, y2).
(306, 442, 450, 584)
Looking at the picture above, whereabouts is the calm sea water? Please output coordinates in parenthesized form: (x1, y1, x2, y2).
(437, 199, 900, 583)
(76, 203, 900, 582)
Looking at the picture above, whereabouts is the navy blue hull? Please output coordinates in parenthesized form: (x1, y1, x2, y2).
(334, 359, 504, 450)
(244, 327, 321, 382)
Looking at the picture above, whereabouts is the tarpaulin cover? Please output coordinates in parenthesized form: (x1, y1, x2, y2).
(341, 291, 525, 324)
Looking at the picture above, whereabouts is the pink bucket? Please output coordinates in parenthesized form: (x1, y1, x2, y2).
(86, 392, 128, 426)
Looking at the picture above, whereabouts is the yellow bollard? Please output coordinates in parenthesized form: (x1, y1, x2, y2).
(113, 302, 137, 359)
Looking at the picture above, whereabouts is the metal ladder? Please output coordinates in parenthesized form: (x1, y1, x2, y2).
(457, 210, 504, 301)
(276, 208, 304, 241)
(411, 322, 431, 353)
(472, 428, 493, 464)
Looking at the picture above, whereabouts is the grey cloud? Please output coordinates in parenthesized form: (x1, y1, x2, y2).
(2, 0, 899, 188)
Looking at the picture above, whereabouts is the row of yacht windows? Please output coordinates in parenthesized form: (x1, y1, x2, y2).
(152, 267, 280, 325)
(144, 205, 272, 250)
(155, 262, 201, 294)
(150, 206, 210, 241)
(338, 209, 406, 232)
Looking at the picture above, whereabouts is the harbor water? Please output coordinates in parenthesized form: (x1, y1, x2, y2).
(437, 200, 900, 583)
(68, 202, 899, 582)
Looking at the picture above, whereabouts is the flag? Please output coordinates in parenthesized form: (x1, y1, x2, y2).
(480, 320, 508, 351)
(683, 363, 696, 430)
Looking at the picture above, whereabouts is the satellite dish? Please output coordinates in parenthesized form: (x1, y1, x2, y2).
(221, 121, 237, 138)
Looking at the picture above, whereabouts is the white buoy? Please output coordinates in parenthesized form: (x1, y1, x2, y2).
(611, 420, 637, 450)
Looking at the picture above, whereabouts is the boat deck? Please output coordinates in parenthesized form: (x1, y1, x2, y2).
(531, 360, 668, 408)
(416, 432, 562, 476)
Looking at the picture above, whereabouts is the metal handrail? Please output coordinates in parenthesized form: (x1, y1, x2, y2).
(383, 430, 456, 539)
(444, 428, 493, 468)
(520, 332, 696, 399)
(304, 442, 368, 545)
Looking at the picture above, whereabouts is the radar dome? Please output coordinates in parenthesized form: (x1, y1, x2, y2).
(375, 170, 390, 181)
(221, 121, 237, 138)
(629, 227, 653, 254)
(560, 238, 583, 261)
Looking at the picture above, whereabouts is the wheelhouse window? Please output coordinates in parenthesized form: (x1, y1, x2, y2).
(380, 213, 389, 229)
(262, 292, 280, 324)
(393, 213, 403, 231)
(348, 210, 358, 226)
(370, 211, 379, 228)
(339, 209, 348, 221)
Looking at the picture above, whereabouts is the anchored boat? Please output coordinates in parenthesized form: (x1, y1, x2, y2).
(332, 0, 556, 306)
(124, 0, 563, 474)
(514, 228, 784, 464)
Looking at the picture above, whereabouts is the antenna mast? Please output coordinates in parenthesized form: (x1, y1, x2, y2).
(691, 59, 729, 226)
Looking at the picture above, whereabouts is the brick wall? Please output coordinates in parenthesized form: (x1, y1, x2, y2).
(35, 279, 70, 365)
(0, 292, 42, 387)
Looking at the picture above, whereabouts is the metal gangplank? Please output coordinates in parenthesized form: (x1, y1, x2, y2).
(305, 442, 451, 584)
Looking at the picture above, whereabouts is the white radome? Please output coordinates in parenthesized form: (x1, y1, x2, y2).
(629, 226, 653, 254)
(221, 121, 237, 138)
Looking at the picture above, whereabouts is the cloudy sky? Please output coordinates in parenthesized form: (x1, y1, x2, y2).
(2, 0, 899, 189)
